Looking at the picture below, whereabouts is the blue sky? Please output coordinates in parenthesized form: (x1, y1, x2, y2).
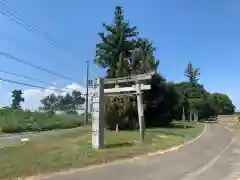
(0, 0, 239, 110)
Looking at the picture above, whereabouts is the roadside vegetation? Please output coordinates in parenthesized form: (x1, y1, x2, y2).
(0, 6, 235, 135)
(0, 108, 85, 133)
(0, 121, 204, 179)
(0, 89, 86, 133)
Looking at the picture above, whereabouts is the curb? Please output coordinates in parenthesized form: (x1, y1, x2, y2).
(31, 123, 208, 179)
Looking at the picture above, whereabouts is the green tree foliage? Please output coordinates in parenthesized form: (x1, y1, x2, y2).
(144, 78, 180, 126)
(185, 62, 200, 85)
(94, 6, 138, 77)
(209, 93, 235, 115)
(175, 64, 235, 120)
(95, 7, 175, 128)
(40, 93, 60, 114)
(95, 6, 164, 129)
(59, 91, 85, 114)
(11, 90, 24, 109)
(40, 91, 85, 114)
(131, 39, 159, 75)
(94, 6, 235, 129)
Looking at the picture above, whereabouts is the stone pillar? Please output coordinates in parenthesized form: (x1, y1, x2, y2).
(194, 111, 198, 122)
(189, 110, 192, 122)
(92, 77, 105, 149)
(182, 107, 186, 121)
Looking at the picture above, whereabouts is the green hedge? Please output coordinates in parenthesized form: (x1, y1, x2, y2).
(0, 108, 84, 133)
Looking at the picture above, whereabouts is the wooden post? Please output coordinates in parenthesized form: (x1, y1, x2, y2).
(136, 82, 145, 142)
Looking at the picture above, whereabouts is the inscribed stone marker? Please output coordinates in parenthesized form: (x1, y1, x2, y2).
(92, 77, 104, 149)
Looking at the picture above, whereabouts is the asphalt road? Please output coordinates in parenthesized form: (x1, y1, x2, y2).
(42, 123, 240, 180)
(0, 127, 84, 148)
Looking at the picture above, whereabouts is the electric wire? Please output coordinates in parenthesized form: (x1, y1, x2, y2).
(0, 77, 69, 93)
(0, 52, 78, 82)
(0, 68, 57, 87)
(0, 1, 88, 96)
(0, 1, 82, 59)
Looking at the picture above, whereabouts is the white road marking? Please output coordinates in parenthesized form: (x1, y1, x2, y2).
(180, 138, 234, 180)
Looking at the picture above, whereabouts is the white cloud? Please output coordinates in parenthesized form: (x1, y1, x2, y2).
(21, 83, 94, 111)
(63, 83, 93, 94)
(22, 88, 55, 110)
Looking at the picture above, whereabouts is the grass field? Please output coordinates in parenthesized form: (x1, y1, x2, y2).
(0, 121, 204, 179)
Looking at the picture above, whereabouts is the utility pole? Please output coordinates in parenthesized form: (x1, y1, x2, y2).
(85, 60, 89, 124)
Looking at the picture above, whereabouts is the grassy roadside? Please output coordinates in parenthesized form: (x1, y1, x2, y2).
(219, 115, 240, 131)
(0, 121, 204, 179)
(0, 110, 87, 134)
(229, 123, 240, 131)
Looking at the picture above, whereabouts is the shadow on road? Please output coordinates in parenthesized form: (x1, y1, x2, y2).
(164, 123, 193, 129)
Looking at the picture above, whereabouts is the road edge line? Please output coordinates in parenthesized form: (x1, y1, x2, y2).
(145, 123, 207, 157)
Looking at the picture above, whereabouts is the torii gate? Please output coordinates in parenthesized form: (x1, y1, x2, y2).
(91, 71, 155, 149)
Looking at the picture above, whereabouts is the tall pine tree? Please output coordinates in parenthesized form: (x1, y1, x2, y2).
(184, 62, 200, 85)
(11, 90, 24, 109)
(95, 6, 138, 77)
(131, 38, 159, 75)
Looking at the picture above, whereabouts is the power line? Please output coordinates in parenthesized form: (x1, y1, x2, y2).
(0, 77, 87, 106)
(0, 68, 79, 93)
(0, 1, 88, 95)
(0, 31, 73, 67)
(0, 69, 56, 87)
(0, 52, 78, 82)
(0, 1, 82, 59)
(0, 77, 69, 93)
(0, 32, 25, 48)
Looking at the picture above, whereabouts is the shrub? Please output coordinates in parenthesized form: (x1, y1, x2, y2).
(0, 109, 84, 133)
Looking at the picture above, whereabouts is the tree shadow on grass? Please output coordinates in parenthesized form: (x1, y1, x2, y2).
(147, 123, 194, 129)
(147, 130, 186, 137)
(105, 142, 134, 149)
(165, 123, 194, 129)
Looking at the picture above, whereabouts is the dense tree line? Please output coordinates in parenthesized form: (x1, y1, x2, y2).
(39, 91, 85, 114)
(95, 6, 235, 129)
